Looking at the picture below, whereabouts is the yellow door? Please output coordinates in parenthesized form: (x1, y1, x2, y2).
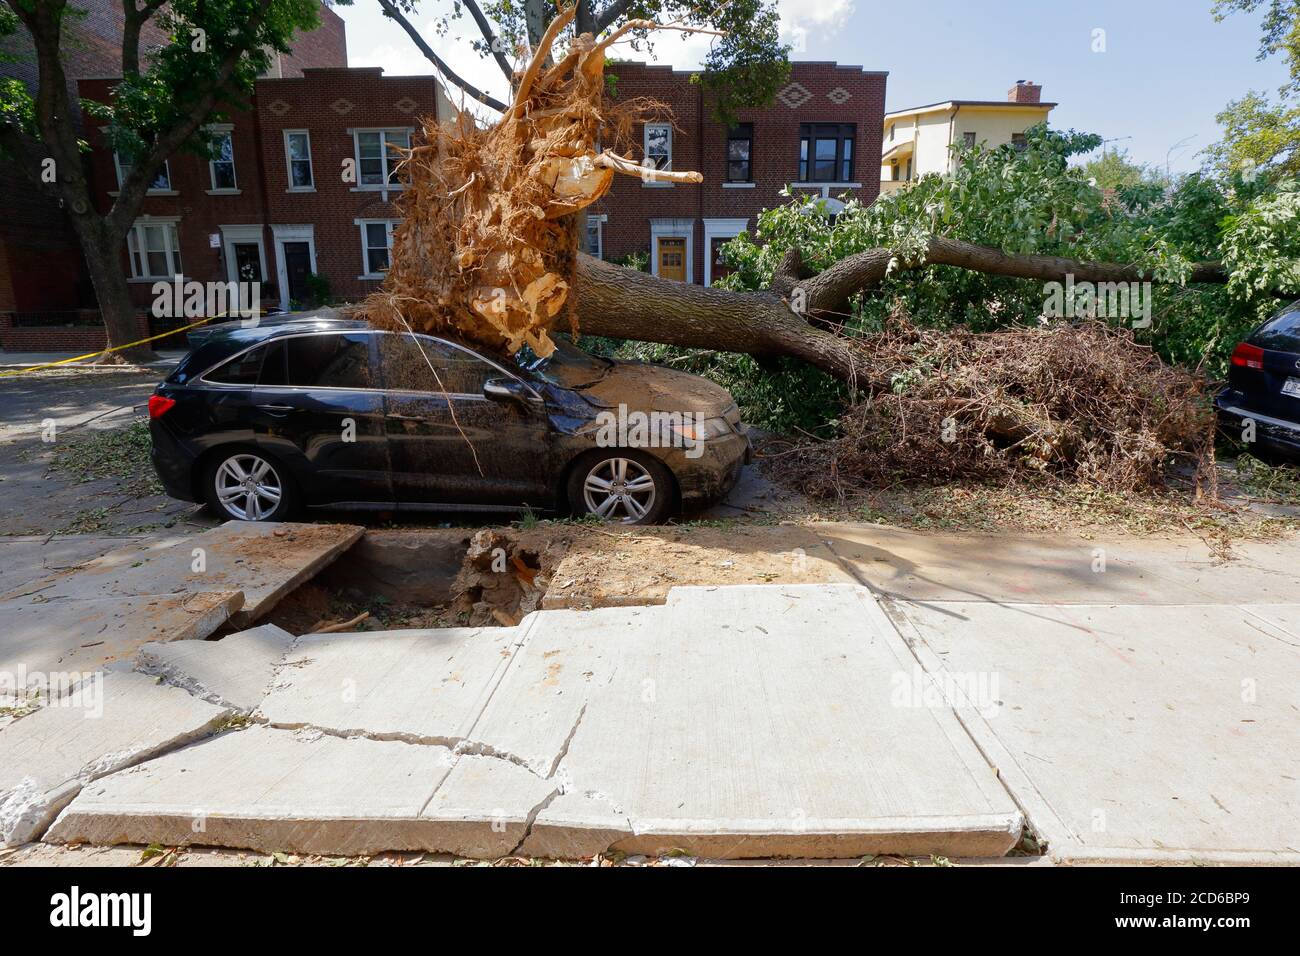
(658, 237, 686, 281)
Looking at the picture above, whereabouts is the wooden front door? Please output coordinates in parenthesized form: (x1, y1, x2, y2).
(658, 237, 686, 282)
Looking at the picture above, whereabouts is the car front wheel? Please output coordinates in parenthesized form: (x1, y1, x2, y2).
(203, 448, 298, 522)
(567, 450, 674, 525)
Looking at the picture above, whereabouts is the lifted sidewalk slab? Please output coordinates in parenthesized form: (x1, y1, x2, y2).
(1, 671, 231, 846)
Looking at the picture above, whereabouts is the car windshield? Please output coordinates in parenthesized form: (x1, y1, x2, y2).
(514, 335, 614, 387)
(1249, 301, 1300, 354)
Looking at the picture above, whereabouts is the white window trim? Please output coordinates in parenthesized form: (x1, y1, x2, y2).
(206, 125, 240, 195)
(355, 218, 399, 280)
(270, 224, 318, 312)
(219, 223, 268, 285)
(703, 218, 748, 288)
(642, 122, 673, 189)
(721, 182, 756, 189)
(283, 129, 315, 193)
(125, 216, 183, 282)
(790, 182, 864, 198)
(584, 213, 606, 259)
(649, 218, 694, 284)
(349, 128, 413, 201)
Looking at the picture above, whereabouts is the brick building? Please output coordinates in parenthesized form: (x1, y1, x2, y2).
(588, 62, 887, 286)
(0, 0, 352, 349)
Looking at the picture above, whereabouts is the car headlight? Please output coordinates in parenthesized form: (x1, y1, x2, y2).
(670, 417, 732, 442)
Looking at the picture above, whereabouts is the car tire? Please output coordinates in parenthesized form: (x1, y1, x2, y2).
(203, 447, 299, 522)
(566, 449, 675, 525)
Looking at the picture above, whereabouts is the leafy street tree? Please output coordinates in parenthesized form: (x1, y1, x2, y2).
(0, 0, 320, 361)
(1210, 0, 1300, 177)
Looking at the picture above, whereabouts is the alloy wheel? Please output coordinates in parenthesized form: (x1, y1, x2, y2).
(582, 456, 657, 523)
(214, 453, 283, 521)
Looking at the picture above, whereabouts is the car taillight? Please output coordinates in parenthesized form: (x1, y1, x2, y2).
(1230, 343, 1265, 370)
(148, 395, 176, 419)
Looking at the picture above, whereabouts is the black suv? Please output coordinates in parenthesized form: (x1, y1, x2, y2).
(148, 313, 751, 524)
(1216, 301, 1300, 461)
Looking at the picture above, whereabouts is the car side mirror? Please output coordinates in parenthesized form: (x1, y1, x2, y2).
(484, 377, 538, 405)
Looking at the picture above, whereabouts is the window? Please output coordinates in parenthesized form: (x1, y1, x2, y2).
(798, 124, 855, 183)
(209, 129, 237, 190)
(114, 152, 172, 192)
(378, 332, 496, 395)
(1251, 304, 1300, 352)
(644, 123, 672, 181)
(286, 333, 374, 389)
(1011, 132, 1028, 151)
(206, 344, 267, 385)
(356, 219, 397, 277)
(583, 216, 603, 258)
(962, 131, 977, 148)
(126, 221, 182, 279)
(284, 130, 314, 189)
(727, 124, 753, 182)
(354, 129, 410, 187)
(889, 123, 895, 142)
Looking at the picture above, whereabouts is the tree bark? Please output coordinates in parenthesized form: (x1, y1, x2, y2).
(571, 238, 1231, 384)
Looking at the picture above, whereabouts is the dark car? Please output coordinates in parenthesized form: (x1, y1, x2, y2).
(1215, 301, 1300, 461)
(148, 313, 752, 524)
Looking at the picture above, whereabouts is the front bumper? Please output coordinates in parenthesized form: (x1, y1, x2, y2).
(665, 429, 753, 508)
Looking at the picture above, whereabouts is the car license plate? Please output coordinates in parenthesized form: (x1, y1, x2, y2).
(1283, 377, 1300, 398)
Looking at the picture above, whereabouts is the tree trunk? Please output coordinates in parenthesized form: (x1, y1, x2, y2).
(71, 217, 157, 364)
(570, 240, 1230, 385)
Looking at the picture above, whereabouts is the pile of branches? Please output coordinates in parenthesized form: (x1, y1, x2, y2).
(776, 318, 1216, 496)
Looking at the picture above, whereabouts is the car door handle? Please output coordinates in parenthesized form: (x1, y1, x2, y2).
(387, 413, 423, 421)
(256, 404, 295, 413)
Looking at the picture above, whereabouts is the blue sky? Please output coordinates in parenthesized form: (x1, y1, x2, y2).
(337, 0, 1291, 174)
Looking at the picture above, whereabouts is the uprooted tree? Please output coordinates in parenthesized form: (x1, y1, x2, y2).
(360, 3, 1300, 491)
(364, 3, 1296, 380)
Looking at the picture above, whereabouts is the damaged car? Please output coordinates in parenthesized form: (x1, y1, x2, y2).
(148, 313, 752, 524)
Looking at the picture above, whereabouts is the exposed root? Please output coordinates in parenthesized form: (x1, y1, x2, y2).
(355, 5, 703, 360)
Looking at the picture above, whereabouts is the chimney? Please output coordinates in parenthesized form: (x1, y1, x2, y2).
(1008, 80, 1042, 104)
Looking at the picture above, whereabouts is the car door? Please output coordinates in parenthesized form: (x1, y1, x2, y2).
(249, 331, 393, 507)
(376, 331, 552, 507)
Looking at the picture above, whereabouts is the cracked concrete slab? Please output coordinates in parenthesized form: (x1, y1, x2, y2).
(0, 591, 243, 689)
(524, 585, 1022, 859)
(891, 599, 1300, 864)
(258, 624, 527, 743)
(135, 624, 297, 712)
(47, 726, 458, 856)
(41, 585, 1024, 860)
(0, 671, 231, 846)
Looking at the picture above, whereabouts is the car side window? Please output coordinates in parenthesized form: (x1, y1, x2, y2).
(378, 332, 496, 395)
(206, 343, 266, 385)
(287, 333, 374, 389)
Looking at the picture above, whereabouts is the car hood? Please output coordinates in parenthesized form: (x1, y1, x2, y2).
(568, 360, 736, 417)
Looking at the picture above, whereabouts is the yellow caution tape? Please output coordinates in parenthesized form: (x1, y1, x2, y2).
(0, 313, 229, 378)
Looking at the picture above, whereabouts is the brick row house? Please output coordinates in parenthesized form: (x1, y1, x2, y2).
(78, 67, 454, 318)
(588, 62, 887, 286)
(0, 0, 355, 350)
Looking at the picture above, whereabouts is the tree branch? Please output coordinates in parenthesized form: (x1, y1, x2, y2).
(591, 0, 635, 35)
(377, 0, 508, 112)
(460, 0, 514, 81)
(121, 0, 167, 79)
